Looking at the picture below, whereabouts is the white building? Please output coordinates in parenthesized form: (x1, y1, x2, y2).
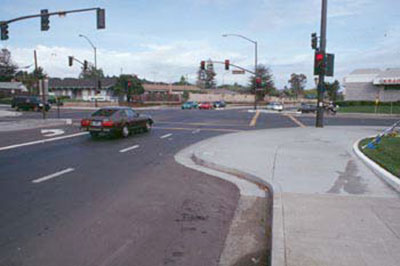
(49, 78, 118, 102)
(343, 68, 400, 102)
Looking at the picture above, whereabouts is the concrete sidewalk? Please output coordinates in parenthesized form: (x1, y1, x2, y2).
(176, 126, 400, 266)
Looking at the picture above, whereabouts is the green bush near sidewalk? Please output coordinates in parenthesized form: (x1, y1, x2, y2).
(359, 136, 400, 177)
(0, 97, 12, 104)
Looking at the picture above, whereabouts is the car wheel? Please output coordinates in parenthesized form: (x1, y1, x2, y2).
(122, 125, 130, 138)
(144, 120, 152, 132)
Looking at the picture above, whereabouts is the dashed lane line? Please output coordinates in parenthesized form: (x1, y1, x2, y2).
(32, 168, 75, 184)
(285, 114, 307, 128)
(249, 110, 260, 127)
(119, 145, 140, 153)
(156, 121, 247, 127)
(153, 126, 241, 133)
(160, 133, 173, 139)
(0, 132, 89, 152)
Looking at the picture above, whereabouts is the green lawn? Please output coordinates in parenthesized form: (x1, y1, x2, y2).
(360, 136, 400, 177)
(339, 105, 400, 114)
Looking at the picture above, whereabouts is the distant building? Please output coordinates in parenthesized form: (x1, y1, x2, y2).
(343, 68, 400, 102)
(143, 84, 202, 94)
(0, 82, 28, 96)
(47, 78, 202, 101)
(49, 78, 118, 101)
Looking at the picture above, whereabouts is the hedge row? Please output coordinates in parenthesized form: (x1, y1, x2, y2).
(336, 101, 400, 107)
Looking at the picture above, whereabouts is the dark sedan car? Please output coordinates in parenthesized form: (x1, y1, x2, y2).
(298, 103, 317, 113)
(11, 95, 51, 112)
(213, 101, 226, 108)
(81, 107, 153, 138)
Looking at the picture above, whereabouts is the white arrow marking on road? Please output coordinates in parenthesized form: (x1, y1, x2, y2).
(160, 133, 173, 139)
(32, 168, 75, 184)
(41, 129, 65, 137)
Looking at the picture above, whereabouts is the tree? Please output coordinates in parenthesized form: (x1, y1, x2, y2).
(196, 67, 206, 89)
(288, 73, 306, 97)
(325, 80, 340, 102)
(114, 74, 144, 102)
(0, 49, 18, 82)
(249, 64, 276, 100)
(178, 75, 188, 85)
(288, 73, 307, 98)
(205, 60, 216, 89)
(79, 65, 105, 79)
(196, 59, 216, 89)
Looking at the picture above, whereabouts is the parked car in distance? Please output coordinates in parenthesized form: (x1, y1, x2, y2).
(213, 101, 226, 108)
(11, 95, 51, 111)
(198, 102, 213, 110)
(266, 102, 283, 112)
(181, 101, 198, 109)
(298, 103, 317, 113)
(80, 106, 153, 138)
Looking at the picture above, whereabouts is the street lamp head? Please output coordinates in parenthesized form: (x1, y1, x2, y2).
(222, 34, 228, 37)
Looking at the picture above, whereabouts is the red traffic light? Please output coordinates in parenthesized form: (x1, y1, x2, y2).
(224, 59, 229, 70)
(256, 77, 262, 84)
(200, 61, 205, 70)
(127, 81, 132, 88)
(316, 53, 324, 61)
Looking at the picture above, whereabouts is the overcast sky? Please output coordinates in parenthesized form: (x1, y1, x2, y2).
(1, 0, 399, 89)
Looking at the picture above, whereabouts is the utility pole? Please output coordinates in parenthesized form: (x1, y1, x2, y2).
(316, 0, 327, 127)
(254, 41, 258, 110)
(34, 50, 46, 119)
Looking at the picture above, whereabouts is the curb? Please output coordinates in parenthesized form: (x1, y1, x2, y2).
(353, 138, 400, 193)
(190, 153, 273, 266)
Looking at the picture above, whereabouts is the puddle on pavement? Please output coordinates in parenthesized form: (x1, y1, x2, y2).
(327, 159, 368, 195)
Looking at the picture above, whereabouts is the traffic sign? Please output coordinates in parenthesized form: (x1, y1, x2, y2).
(232, 70, 245, 75)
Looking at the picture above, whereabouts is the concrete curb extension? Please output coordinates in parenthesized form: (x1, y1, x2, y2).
(353, 138, 400, 192)
(190, 154, 273, 266)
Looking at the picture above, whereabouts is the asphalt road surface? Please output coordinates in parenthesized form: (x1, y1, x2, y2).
(0, 106, 398, 266)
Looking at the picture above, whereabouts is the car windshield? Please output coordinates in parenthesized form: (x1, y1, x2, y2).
(91, 109, 118, 117)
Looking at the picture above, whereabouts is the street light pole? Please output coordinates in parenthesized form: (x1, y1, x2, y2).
(79, 34, 98, 107)
(222, 33, 258, 110)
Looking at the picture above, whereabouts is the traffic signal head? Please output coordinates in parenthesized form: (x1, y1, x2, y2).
(200, 61, 205, 70)
(224, 59, 229, 70)
(41, 9, 50, 31)
(68, 56, 73, 67)
(311, 33, 318, 50)
(83, 60, 88, 71)
(255, 77, 262, 88)
(97, 8, 106, 29)
(314, 52, 325, 75)
(127, 81, 132, 88)
(1, 23, 9, 40)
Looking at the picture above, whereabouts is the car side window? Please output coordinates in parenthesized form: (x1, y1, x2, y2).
(119, 110, 128, 119)
(126, 109, 137, 118)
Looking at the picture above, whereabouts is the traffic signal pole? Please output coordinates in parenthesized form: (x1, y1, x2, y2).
(254, 41, 258, 110)
(316, 0, 327, 128)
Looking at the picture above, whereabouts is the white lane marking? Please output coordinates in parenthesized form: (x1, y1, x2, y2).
(192, 129, 201, 134)
(0, 132, 89, 152)
(41, 129, 65, 137)
(160, 133, 173, 139)
(119, 145, 139, 153)
(32, 168, 75, 184)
